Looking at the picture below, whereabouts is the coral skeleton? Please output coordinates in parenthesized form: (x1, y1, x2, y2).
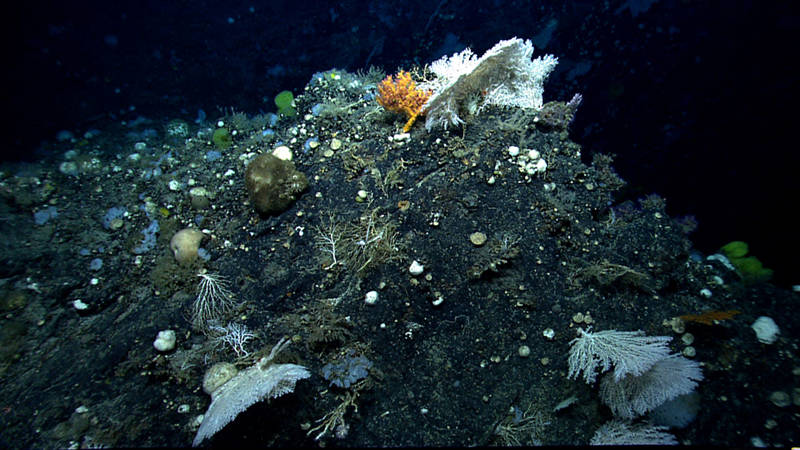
(420, 37, 558, 130)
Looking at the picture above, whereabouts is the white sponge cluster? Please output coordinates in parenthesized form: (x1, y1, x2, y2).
(751, 316, 779, 344)
(153, 330, 176, 352)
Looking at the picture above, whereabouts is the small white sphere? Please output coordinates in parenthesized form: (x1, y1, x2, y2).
(168, 179, 182, 191)
(364, 290, 379, 305)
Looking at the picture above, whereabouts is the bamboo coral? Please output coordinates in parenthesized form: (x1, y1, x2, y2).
(376, 70, 431, 132)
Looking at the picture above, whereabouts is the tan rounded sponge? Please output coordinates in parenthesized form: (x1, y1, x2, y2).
(170, 228, 204, 264)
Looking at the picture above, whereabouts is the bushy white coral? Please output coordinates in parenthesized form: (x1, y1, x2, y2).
(191, 272, 237, 329)
(420, 37, 558, 130)
(209, 322, 256, 358)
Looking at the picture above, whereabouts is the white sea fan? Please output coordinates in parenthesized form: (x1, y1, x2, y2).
(192, 339, 310, 446)
(567, 327, 672, 384)
(590, 420, 677, 445)
(599, 354, 703, 419)
(419, 37, 558, 130)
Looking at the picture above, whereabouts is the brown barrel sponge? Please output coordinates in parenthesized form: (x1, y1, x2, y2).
(244, 153, 308, 214)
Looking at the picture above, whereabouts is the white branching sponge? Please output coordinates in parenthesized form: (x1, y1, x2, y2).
(192, 338, 310, 446)
(420, 37, 558, 130)
(567, 327, 672, 384)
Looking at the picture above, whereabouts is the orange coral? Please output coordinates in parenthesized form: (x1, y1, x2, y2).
(680, 309, 741, 326)
(376, 71, 431, 132)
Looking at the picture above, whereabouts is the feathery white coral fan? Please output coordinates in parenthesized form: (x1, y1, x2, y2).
(590, 420, 677, 445)
(567, 327, 672, 384)
(599, 354, 703, 419)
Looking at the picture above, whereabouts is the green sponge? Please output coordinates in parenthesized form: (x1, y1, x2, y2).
(720, 240, 773, 284)
(720, 241, 748, 258)
(212, 128, 233, 150)
(274, 90, 296, 117)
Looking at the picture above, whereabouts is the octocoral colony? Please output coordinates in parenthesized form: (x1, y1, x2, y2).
(376, 70, 431, 132)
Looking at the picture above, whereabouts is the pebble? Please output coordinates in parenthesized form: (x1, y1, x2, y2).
(272, 145, 293, 161)
(469, 232, 487, 246)
(168, 180, 182, 191)
(364, 291, 378, 305)
(409, 260, 424, 276)
(769, 391, 791, 407)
